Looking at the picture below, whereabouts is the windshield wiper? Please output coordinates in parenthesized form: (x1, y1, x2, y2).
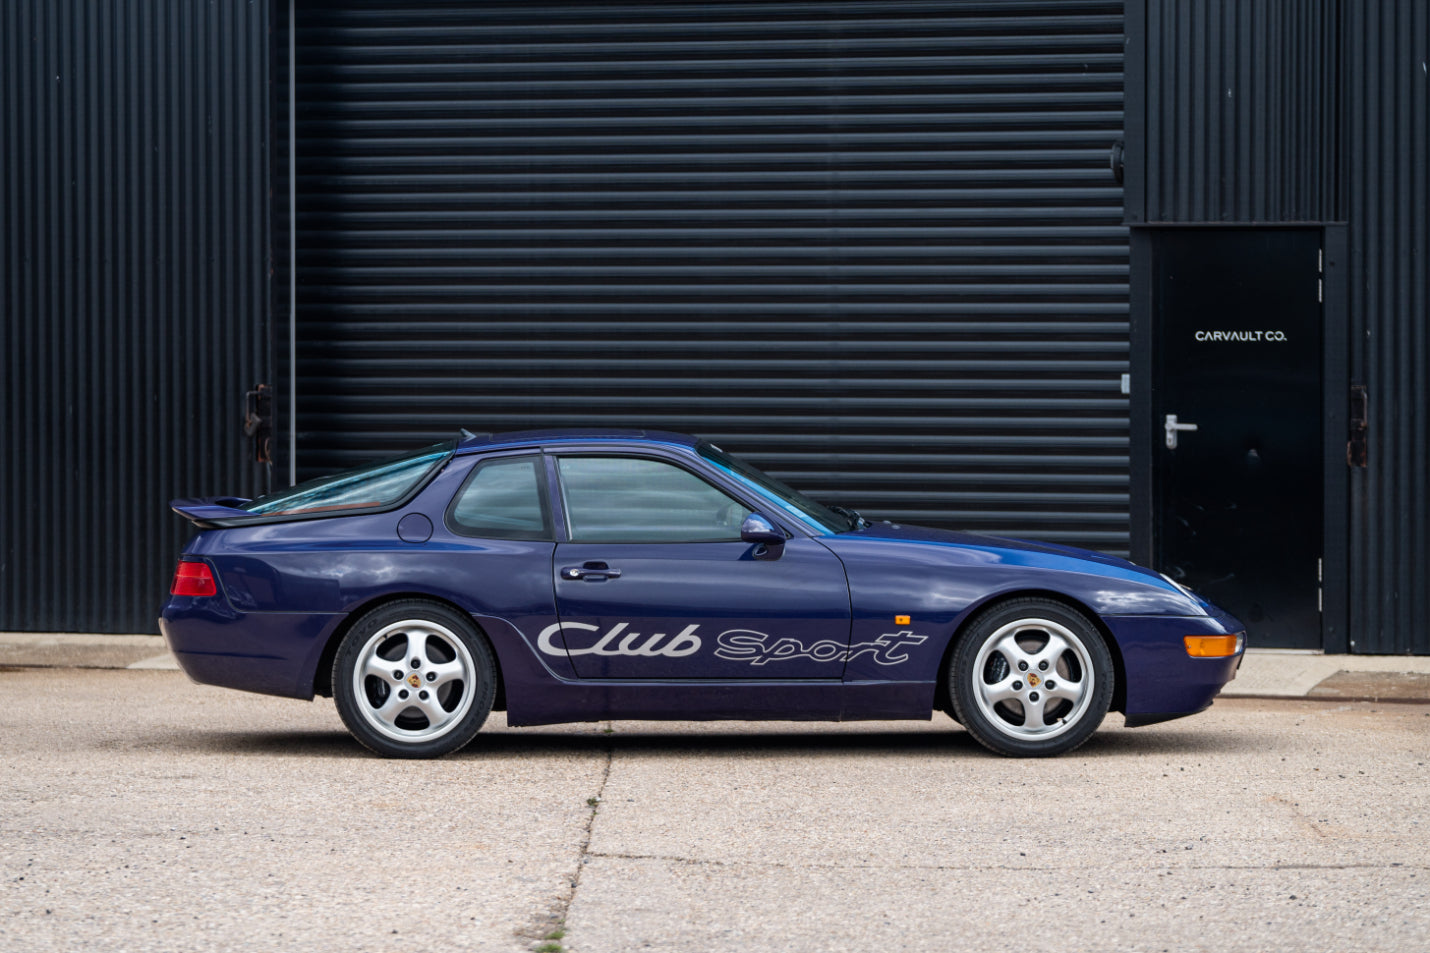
(826, 504, 868, 531)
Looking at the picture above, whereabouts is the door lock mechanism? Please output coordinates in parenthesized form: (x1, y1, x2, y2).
(1164, 414, 1199, 449)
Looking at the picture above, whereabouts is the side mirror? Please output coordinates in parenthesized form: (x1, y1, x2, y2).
(740, 513, 785, 546)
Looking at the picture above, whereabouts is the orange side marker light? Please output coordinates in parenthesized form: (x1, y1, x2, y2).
(894, 615, 911, 626)
(1184, 634, 1244, 657)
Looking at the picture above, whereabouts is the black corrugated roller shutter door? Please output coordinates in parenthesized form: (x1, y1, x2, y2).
(295, 0, 1129, 551)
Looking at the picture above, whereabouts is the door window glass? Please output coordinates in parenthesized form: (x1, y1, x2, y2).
(448, 456, 550, 540)
(557, 456, 751, 542)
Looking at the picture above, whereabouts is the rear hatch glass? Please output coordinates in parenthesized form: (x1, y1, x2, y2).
(242, 441, 455, 517)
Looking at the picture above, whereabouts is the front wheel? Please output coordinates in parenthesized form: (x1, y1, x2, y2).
(950, 598, 1114, 757)
(332, 600, 496, 758)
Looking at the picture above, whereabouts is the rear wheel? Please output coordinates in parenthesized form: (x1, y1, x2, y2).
(332, 600, 496, 758)
(950, 598, 1113, 757)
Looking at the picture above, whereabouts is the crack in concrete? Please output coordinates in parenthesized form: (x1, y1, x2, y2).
(572, 735, 615, 896)
(581, 851, 1429, 875)
(517, 723, 614, 950)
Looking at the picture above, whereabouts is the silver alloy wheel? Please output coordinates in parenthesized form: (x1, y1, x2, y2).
(970, 617, 1095, 742)
(351, 619, 477, 743)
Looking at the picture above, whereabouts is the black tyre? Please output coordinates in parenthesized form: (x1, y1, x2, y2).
(332, 600, 497, 758)
(950, 598, 1114, 757)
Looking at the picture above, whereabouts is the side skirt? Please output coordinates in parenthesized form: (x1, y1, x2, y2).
(504, 679, 937, 727)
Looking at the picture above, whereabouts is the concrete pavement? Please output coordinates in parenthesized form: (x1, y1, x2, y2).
(4, 633, 1430, 701)
(1, 667, 1428, 953)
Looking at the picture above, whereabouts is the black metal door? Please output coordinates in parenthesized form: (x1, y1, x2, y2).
(1153, 229, 1323, 649)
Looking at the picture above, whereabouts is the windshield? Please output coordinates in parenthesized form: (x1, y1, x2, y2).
(242, 440, 455, 517)
(697, 441, 853, 533)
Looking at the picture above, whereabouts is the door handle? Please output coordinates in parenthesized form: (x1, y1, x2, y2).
(561, 564, 622, 581)
(1164, 414, 1199, 449)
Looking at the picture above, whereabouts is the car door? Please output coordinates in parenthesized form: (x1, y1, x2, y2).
(547, 452, 852, 679)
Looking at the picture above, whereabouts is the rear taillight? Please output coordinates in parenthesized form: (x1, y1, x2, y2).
(171, 560, 217, 597)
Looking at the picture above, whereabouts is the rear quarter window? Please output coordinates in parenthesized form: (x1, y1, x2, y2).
(447, 456, 552, 540)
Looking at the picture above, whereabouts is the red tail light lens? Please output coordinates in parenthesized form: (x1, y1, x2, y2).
(171, 560, 217, 597)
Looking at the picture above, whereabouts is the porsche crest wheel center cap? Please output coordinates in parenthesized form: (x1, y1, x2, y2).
(407, 674, 421, 688)
(1026, 673, 1041, 687)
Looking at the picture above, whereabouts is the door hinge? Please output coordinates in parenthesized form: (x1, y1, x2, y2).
(1348, 383, 1368, 467)
(245, 383, 273, 465)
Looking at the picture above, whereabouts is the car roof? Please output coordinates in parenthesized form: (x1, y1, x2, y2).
(454, 428, 701, 455)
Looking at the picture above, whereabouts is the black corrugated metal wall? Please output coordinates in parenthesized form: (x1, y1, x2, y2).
(1125, 0, 1430, 654)
(1345, 0, 1429, 654)
(1127, 0, 1341, 224)
(289, 0, 1131, 551)
(1, 0, 270, 633)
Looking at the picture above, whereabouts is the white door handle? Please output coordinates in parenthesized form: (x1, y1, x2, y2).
(1164, 414, 1199, 449)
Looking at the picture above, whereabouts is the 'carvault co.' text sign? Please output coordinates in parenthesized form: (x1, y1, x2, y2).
(1193, 330, 1288, 342)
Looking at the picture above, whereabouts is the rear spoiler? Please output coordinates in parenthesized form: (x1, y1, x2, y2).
(170, 497, 256, 529)
(169, 494, 417, 530)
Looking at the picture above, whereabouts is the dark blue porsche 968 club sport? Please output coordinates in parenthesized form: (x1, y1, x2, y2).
(162, 430, 1245, 758)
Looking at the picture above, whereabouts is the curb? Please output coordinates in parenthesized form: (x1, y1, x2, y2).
(1218, 649, 1430, 703)
(0, 633, 178, 671)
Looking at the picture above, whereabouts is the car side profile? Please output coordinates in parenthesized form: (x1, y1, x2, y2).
(161, 430, 1244, 758)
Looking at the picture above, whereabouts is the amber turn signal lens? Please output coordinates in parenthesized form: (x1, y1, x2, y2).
(1184, 634, 1243, 657)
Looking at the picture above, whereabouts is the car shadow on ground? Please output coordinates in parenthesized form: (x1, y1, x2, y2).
(145, 721, 1262, 760)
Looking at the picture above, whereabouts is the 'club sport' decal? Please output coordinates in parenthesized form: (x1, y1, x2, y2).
(538, 621, 702, 658)
(536, 622, 925, 666)
(715, 629, 926, 666)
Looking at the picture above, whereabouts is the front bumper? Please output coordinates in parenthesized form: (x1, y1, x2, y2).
(1105, 610, 1245, 723)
